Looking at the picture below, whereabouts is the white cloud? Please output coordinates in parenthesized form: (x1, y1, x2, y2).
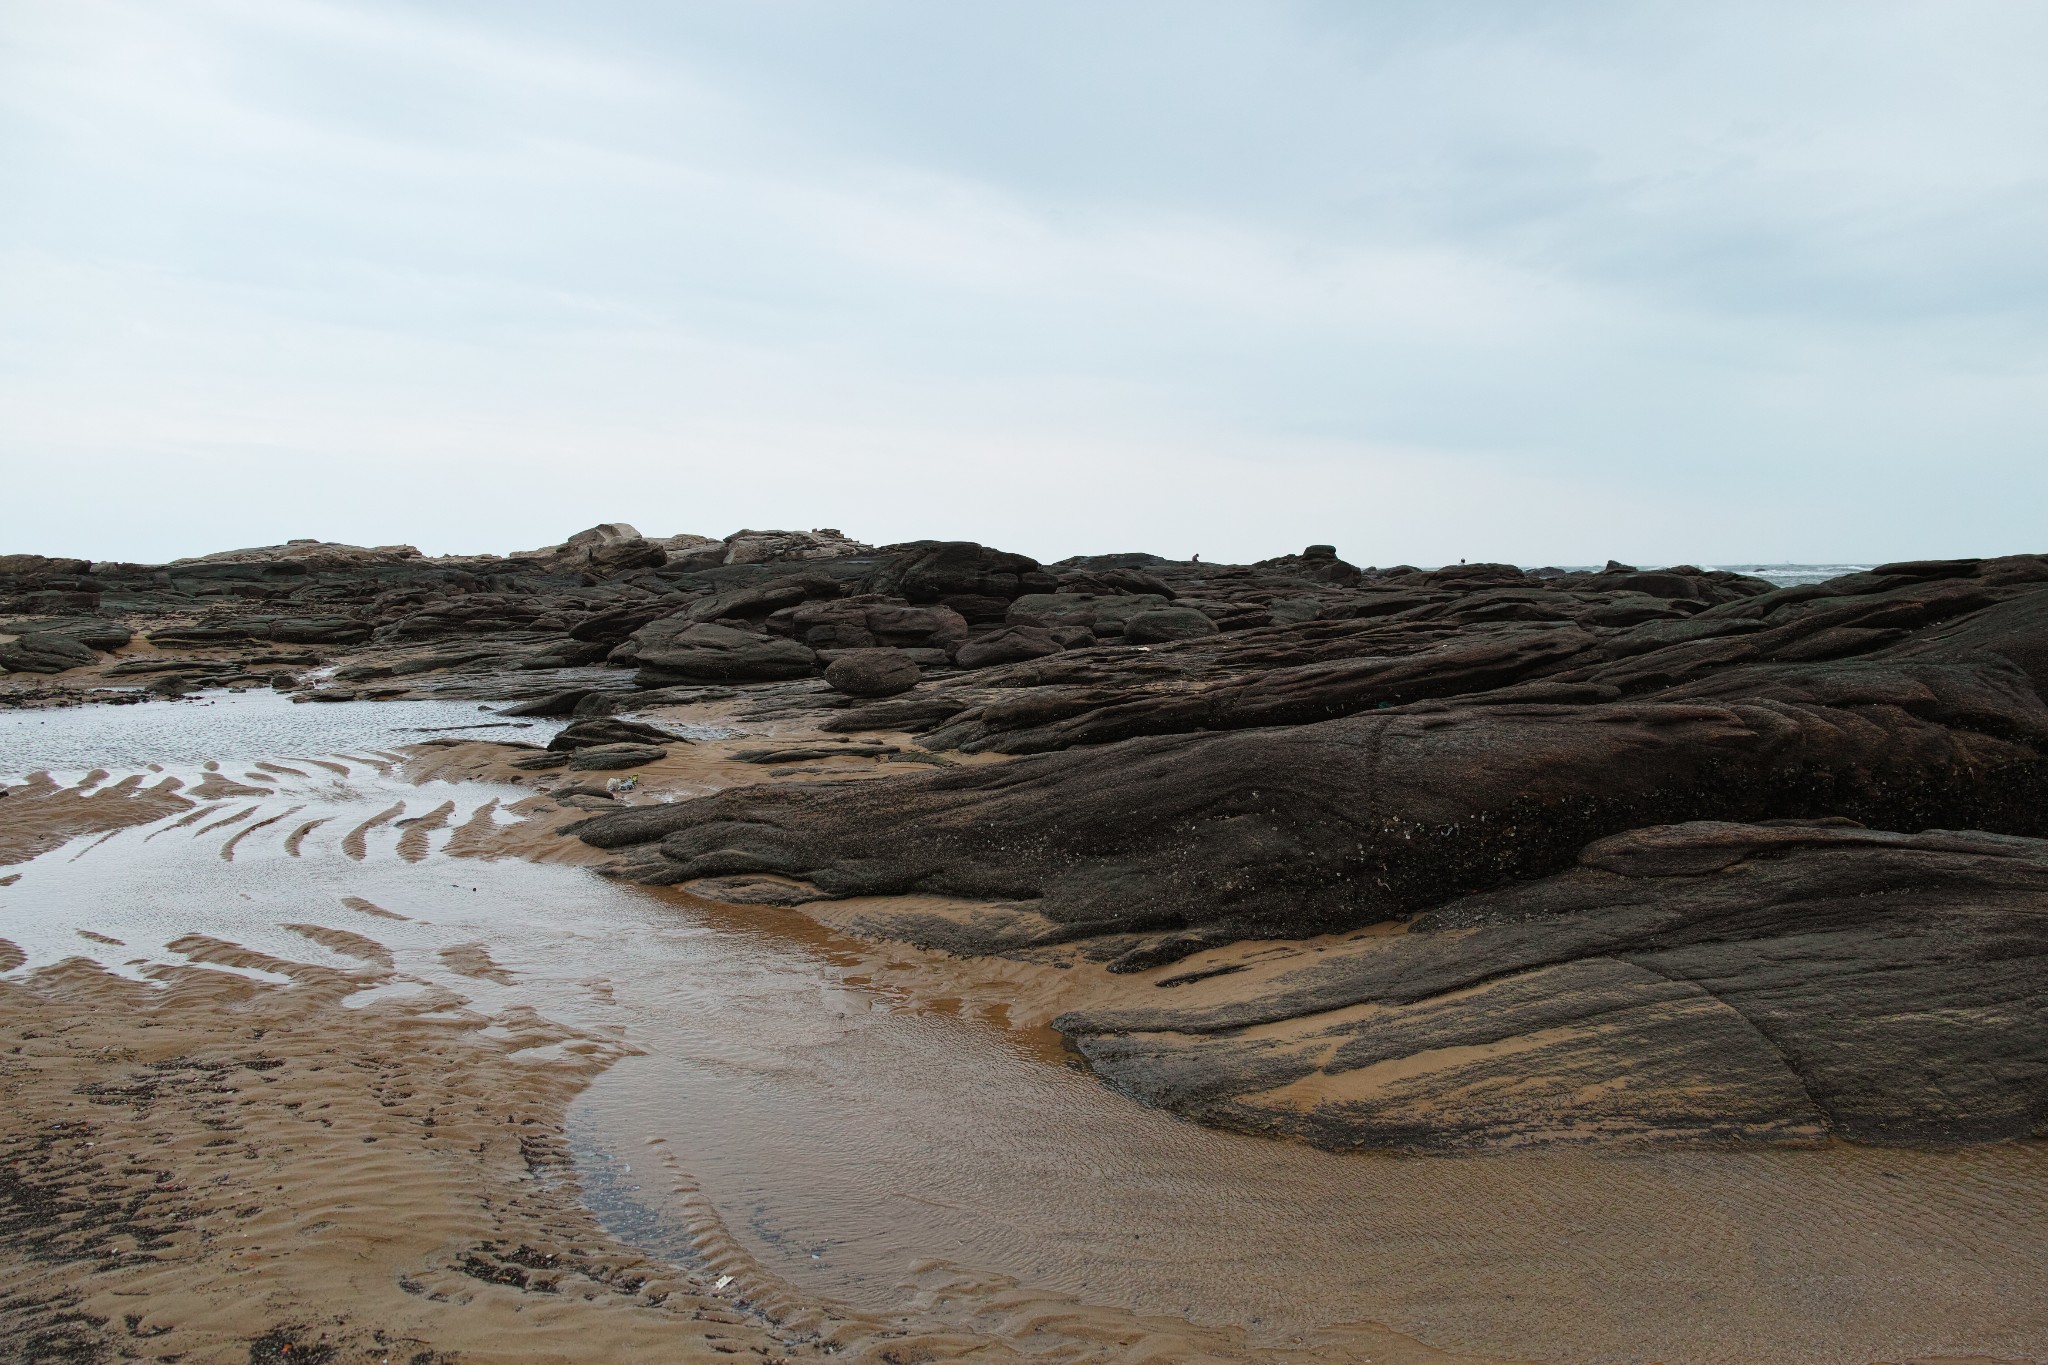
(2, 0, 2044, 565)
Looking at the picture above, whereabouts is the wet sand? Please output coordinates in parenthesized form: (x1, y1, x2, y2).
(0, 701, 1491, 1364)
(3, 692, 2044, 1364)
(0, 953, 789, 1364)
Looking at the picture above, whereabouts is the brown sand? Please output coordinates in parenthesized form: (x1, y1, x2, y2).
(0, 951, 811, 1363)
(1, 738, 1497, 1365)
(0, 769, 196, 868)
(10, 701, 2029, 1364)
(4, 943, 1434, 1365)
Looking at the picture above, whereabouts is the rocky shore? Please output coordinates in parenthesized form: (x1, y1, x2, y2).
(6, 526, 2046, 1154)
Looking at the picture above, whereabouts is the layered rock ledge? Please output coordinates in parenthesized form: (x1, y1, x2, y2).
(7, 531, 2046, 1150)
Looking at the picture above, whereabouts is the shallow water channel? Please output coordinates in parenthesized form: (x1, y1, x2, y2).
(2, 693, 2044, 1363)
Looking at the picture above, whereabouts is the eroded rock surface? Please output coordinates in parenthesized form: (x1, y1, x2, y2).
(1059, 821, 2048, 1150)
(569, 655, 2048, 942)
(9, 533, 2047, 1152)
(561, 549, 2048, 1150)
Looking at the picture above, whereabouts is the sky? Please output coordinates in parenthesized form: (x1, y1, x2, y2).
(2, 0, 2044, 568)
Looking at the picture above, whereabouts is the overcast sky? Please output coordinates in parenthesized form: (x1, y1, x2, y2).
(3, 1, 2044, 567)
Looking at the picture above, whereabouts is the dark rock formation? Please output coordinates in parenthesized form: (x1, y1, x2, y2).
(497, 689, 599, 717)
(952, 625, 1066, 669)
(719, 528, 873, 566)
(545, 718, 689, 751)
(569, 671, 2048, 942)
(629, 621, 819, 685)
(1007, 592, 1171, 639)
(560, 550, 2048, 1150)
(1124, 607, 1220, 644)
(10, 529, 2047, 1153)
(19, 620, 132, 652)
(1058, 820, 2048, 1150)
(0, 633, 98, 673)
(568, 742, 667, 770)
(823, 649, 921, 697)
(863, 542, 1059, 603)
(786, 599, 968, 653)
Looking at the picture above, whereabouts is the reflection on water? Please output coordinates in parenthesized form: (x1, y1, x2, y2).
(0, 688, 574, 777)
(575, 906, 2048, 1363)
(1, 695, 2043, 1364)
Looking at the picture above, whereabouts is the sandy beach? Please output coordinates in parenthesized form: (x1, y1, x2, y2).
(1, 709, 1512, 1365)
(3, 693, 2042, 1363)
(13, 0, 2048, 1351)
(5, 534, 2047, 1363)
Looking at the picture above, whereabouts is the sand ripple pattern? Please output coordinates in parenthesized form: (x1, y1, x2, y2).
(2, 734, 2046, 1363)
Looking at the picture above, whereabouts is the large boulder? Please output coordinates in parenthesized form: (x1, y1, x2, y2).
(53, 621, 133, 651)
(585, 538, 669, 576)
(788, 598, 968, 652)
(953, 625, 1066, 669)
(629, 620, 818, 684)
(934, 593, 1014, 623)
(515, 523, 668, 576)
(864, 542, 1058, 603)
(686, 575, 840, 625)
(861, 603, 968, 651)
(1252, 545, 1367, 585)
(787, 599, 879, 650)
(1583, 595, 1697, 627)
(564, 522, 641, 553)
(721, 528, 873, 565)
(1053, 553, 1172, 571)
(0, 632, 98, 672)
(916, 567, 2048, 756)
(823, 648, 921, 698)
(936, 625, 1602, 754)
(1007, 592, 1171, 638)
(498, 688, 599, 717)
(3, 619, 131, 651)
(546, 717, 690, 752)
(649, 533, 726, 568)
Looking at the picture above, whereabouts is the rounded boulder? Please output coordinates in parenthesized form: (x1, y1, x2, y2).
(824, 648, 922, 698)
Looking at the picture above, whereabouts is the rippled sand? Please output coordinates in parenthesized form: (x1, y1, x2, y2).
(2, 693, 2043, 1363)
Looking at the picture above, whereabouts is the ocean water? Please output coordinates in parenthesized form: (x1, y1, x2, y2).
(1705, 564, 1875, 587)
(1537, 564, 1874, 588)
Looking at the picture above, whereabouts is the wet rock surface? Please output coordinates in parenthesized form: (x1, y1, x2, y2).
(561, 547, 2048, 1149)
(9, 531, 2048, 1150)
(1061, 821, 2048, 1150)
